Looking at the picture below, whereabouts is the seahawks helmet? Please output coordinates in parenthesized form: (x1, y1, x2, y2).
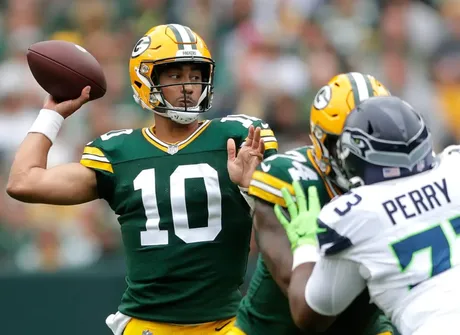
(337, 96, 434, 187)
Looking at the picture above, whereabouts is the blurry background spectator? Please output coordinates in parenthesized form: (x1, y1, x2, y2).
(0, 0, 457, 285)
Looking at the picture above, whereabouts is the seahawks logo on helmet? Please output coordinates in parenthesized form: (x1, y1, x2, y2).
(313, 85, 332, 110)
(131, 36, 151, 58)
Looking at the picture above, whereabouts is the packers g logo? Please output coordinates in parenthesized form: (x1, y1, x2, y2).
(131, 36, 151, 58)
(313, 85, 332, 110)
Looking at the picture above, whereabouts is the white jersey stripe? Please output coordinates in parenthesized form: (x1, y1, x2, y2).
(171, 24, 193, 51)
(350, 72, 370, 102)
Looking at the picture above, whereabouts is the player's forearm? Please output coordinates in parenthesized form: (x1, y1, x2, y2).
(256, 230, 293, 295)
(7, 133, 53, 201)
(290, 262, 339, 332)
(289, 263, 316, 330)
(254, 200, 294, 295)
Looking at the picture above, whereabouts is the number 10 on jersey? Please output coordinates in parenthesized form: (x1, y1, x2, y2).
(134, 164, 223, 246)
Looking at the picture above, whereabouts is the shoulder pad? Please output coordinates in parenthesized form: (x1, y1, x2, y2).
(249, 148, 324, 206)
(80, 129, 134, 174)
(441, 145, 460, 157)
(435, 146, 460, 172)
(218, 114, 278, 155)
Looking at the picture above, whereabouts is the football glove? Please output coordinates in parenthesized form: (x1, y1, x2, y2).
(274, 181, 323, 251)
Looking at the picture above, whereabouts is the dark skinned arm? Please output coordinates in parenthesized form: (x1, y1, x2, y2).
(289, 263, 337, 332)
(253, 198, 294, 296)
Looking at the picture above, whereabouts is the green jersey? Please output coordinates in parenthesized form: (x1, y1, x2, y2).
(80, 114, 277, 324)
(237, 146, 393, 335)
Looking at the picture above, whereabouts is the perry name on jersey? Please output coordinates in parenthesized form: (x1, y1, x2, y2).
(79, 114, 277, 324)
(317, 146, 460, 335)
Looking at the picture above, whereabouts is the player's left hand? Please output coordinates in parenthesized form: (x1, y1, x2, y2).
(274, 181, 323, 251)
(227, 125, 265, 188)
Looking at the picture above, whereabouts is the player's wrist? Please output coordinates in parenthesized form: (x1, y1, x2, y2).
(292, 244, 319, 270)
(297, 234, 318, 247)
(28, 108, 64, 144)
(290, 233, 317, 251)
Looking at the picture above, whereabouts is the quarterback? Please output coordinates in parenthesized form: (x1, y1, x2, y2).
(279, 96, 458, 335)
(227, 73, 394, 335)
(7, 24, 277, 335)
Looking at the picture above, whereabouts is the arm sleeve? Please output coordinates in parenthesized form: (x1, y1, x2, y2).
(305, 257, 367, 316)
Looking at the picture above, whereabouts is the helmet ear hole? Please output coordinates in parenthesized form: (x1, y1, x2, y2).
(134, 81, 142, 89)
(367, 121, 374, 135)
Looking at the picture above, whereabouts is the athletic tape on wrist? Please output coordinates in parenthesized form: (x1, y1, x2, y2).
(28, 109, 64, 144)
(292, 244, 320, 270)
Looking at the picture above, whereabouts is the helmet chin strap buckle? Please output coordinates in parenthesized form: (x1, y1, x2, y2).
(150, 96, 159, 104)
(318, 161, 328, 173)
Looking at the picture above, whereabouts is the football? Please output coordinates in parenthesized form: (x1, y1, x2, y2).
(26, 40, 107, 102)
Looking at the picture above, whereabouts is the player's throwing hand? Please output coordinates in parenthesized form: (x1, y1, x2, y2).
(43, 86, 91, 119)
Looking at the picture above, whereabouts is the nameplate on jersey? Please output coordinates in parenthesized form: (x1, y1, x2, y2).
(383, 178, 450, 225)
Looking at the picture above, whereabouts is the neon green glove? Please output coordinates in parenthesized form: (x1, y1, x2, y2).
(274, 181, 323, 251)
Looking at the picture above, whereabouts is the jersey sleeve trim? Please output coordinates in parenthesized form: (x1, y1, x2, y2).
(317, 218, 353, 256)
(262, 137, 278, 151)
(260, 129, 274, 137)
(260, 129, 278, 151)
(242, 131, 278, 151)
(82, 146, 106, 157)
(80, 159, 114, 173)
(80, 146, 113, 173)
(248, 170, 294, 206)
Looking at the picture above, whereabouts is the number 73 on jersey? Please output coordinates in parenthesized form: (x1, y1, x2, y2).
(390, 215, 460, 288)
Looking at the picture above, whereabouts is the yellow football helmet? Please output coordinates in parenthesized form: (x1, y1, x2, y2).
(310, 72, 390, 189)
(129, 24, 215, 124)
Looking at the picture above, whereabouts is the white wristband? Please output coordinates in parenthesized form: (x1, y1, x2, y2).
(28, 109, 64, 144)
(292, 244, 320, 270)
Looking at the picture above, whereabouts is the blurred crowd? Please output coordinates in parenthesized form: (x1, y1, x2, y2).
(0, 0, 459, 277)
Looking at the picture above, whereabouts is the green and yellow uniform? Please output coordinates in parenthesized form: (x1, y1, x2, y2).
(80, 115, 277, 330)
(230, 146, 393, 335)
